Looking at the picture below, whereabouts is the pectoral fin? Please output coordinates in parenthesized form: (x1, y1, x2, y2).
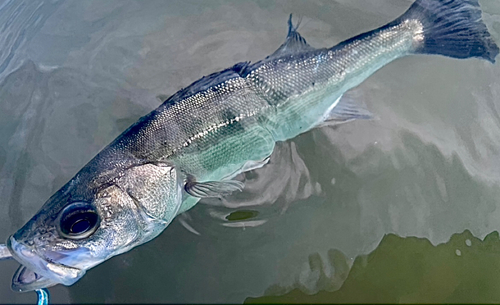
(185, 176, 244, 198)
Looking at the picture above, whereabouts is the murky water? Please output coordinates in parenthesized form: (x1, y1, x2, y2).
(247, 230, 500, 303)
(1, 0, 500, 303)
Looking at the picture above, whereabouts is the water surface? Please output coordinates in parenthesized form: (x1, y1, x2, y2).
(1, 0, 500, 303)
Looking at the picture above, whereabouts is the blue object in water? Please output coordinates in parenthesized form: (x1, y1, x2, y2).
(36, 289, 49, 305)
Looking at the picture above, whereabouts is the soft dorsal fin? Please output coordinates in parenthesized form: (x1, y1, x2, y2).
(268, 14, 315, 59)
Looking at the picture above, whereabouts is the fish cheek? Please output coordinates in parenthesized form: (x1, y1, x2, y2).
(116, 163, 182, 224)
(93, 185, 142, 256)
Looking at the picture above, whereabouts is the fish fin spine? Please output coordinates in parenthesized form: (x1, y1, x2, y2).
(265, 14, 316, 60)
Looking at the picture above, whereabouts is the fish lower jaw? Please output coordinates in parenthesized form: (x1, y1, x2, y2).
(6, 236, 85, 287)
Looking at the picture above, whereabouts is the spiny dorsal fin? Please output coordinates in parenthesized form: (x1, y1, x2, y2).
(232, 61, 251, 77)
(268, 14, 315, 59)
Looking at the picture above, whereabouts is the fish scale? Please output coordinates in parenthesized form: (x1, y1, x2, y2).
(99, 19, 422, 182)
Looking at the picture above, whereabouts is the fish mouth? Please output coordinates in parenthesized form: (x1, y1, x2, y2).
(6, 236, 85, 292)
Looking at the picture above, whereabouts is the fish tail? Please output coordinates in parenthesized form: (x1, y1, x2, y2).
(399, 0, 499, 63)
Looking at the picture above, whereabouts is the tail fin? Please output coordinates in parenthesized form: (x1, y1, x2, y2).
(398, 0, 499, 63)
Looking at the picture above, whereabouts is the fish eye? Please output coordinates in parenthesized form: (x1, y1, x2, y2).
(57, 202, 100, 239)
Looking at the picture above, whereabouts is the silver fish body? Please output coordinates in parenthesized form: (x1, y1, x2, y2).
(4, 0, 498, 292)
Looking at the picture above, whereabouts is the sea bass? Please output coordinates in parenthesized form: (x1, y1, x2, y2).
(1, 0, 498, 293)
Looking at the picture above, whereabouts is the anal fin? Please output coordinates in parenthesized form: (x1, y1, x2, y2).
(318, 90, 373, 128)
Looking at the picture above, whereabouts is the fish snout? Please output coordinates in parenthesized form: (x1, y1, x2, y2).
(6, 235, 85, 291)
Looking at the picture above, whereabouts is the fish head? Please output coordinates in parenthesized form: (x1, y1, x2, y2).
(7, 163, 183, 292)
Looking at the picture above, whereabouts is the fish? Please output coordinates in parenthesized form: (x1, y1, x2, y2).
(2, 0, 498, 293)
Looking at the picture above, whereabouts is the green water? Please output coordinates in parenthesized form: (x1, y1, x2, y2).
(247, 230, 500, 303)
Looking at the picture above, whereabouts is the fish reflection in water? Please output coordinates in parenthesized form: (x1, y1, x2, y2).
(0, 0, 498, 302)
